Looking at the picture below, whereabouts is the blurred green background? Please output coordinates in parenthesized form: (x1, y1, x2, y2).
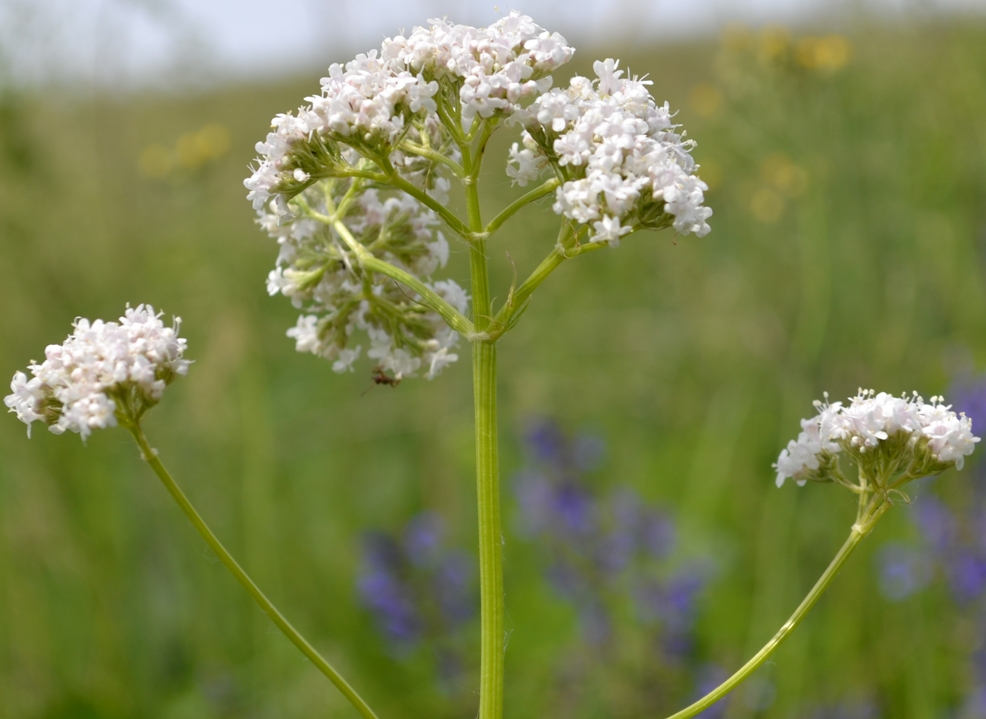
(2, 13, 986, 719)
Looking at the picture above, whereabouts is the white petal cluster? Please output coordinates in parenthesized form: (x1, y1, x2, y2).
(244, 12, 574, 213)
(263, 180, 468, 380)
(508, 59, 712, 243)
(4, 305, 189, 439)
(382, 12, 574, 125)
(775, 391, 980, 487)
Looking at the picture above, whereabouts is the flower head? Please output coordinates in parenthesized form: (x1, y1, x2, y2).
(774, 390, 979, 488)
(4, 305, 189, 439)
(247, 16, 576, 379)
(244, 12, 574, 213)
(263, 179, 468, 379)
(507, 59, 712, 243)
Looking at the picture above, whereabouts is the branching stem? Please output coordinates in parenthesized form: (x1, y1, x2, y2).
(328, 217, 475, 337)
(484, 179, 560, 237)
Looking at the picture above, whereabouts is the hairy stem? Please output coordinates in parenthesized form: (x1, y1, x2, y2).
(127, 424, 381, 719)
(663, 495, 889, 719)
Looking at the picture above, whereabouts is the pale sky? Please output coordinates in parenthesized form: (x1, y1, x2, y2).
(0, 0, 983, 88)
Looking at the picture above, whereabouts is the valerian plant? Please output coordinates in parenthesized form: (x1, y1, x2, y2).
(3, 12, 979, 719)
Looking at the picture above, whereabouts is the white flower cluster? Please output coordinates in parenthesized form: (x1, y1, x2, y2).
(775, 390, 980, 488)
(244, 12, 574, 213)
(507, 59, 712, 243)
(383, 12, 574, 124)
(4, 305, 189, 439)
(263, 180, 468, 379)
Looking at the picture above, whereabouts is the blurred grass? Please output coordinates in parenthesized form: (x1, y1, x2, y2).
(1, 16, 986, 719)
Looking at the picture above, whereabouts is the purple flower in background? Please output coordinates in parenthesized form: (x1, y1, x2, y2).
(359, 533, 421, 646)
(951, 375, 986, 442)
(875, 543, 932, 601)
(951, 371, 986, 486)
(513, 418, 714, 667)
(948, 550, 986, 603)
(912, 495, 959, 553)
(875, 439, 986, 717)
(526, 419, 568, 465)
(357, 512, 475, 661)
(403, 512, 443, 566)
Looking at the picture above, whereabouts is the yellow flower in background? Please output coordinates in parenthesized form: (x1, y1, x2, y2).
(689, 83, 724, 119)
(760, 153, 808, 197)
(751, 153, 810, 222)
(720, 22, 851, 76)
(177, 123, 231, 170)
(139, 123, 231, 179)
(796, 35, 851, 72)
(757, 25, 792, 65)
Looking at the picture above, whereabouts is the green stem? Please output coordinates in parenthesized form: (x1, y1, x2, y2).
(472, 300, 503, 719)
(484, 179, 560, 238)
(399, 141, 466, 177)
(127, 424, 381, 719)
(328, 218, 475, 336)
(387, 173, 471, 239)
(663, 497, 888, 719)
(452, 108, 505, 719)
(491, 222, 578, 333)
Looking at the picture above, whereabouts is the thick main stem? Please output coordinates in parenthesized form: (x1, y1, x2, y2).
(663, 497, 887, 719)
(470, 239, 504, 719)
(127, 424, 381, 719)
(458, 112, 504, 719)
(473, 337, 502, 719)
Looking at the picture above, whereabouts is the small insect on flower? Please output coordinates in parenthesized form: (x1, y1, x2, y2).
(4, 304, 189, 439)
(371, 366, 402, 388)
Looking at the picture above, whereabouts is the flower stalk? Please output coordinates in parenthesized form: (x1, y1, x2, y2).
(126, 423, 381, 719)
(664, 492, 889, 719)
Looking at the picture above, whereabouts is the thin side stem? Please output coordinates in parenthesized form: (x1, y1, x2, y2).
(663, 496, 889, 719)
(387, 173, 471, 239)
(491, 222, 577, 333)
(127, 424, 381, 719)
(328, 218, 475, 336)
(399, 141, 466, 177)
(484, 179, 560, 238)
